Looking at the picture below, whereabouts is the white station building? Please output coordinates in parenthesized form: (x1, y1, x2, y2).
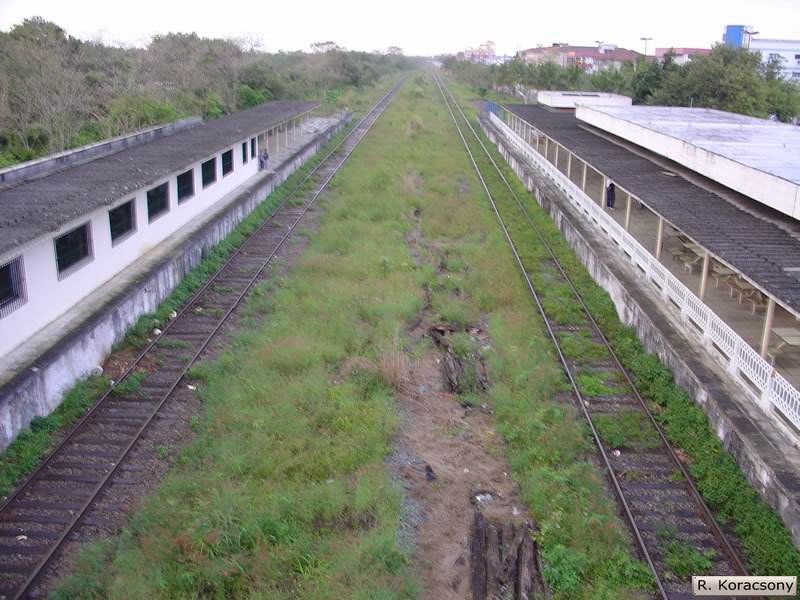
(0, 100, 346, 447)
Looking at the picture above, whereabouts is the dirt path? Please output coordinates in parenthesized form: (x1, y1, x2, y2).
(389, 318, 523, 599)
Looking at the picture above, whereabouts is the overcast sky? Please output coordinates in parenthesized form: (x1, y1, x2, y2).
(1, 0, 798, 57)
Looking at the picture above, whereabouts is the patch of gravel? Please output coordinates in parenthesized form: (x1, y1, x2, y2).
(385, 413, 426, 553)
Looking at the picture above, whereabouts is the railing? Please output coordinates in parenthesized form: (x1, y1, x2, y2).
(488, 111, 800, 432)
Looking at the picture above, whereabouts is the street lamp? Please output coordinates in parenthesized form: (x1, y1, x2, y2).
(640, 37, 653, 57)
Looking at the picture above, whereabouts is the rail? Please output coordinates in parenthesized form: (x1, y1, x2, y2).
(434, 70, 748, 599)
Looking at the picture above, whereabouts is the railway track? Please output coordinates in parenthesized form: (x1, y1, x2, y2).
(431, 70, 749, 599)
(0, 78, 405, 600)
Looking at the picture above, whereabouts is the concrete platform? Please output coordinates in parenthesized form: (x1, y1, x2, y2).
(480, 112, 800, 549)
(0, 114, 350, 449)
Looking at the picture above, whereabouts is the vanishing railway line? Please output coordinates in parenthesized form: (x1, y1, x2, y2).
(432, 70, 749, 599)
(0, 78, 405, 600)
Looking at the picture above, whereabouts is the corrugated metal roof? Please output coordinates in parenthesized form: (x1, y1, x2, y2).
(503, 104, 800, 314)
(0, 100, 318, 257)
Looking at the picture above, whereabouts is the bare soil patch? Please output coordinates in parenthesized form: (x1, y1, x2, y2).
(389, 315, 523, 599)
(102, 346, 158, 380)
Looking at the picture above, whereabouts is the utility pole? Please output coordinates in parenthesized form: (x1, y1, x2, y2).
(640, 37, 652, 57)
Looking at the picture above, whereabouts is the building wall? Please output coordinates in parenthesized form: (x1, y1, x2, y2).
(0, 135, 259, 359)
(750, 39, 800, 82)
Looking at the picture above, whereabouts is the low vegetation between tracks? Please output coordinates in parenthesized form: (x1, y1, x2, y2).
(0, 114, 361, 498)
(52, 72, 798, 599)
(442, 74, 800, 581)
(51, 73, 653, 599)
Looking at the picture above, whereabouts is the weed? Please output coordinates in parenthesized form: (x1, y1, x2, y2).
(155, 337, 191, 349)
(593, 407, 661, 450)
(657, 526, 715, 579)
(111, 372, 147, 397)
(377, 331, 411, 392)
(0, 375, 108, 496)
(449, 331, 472, 357)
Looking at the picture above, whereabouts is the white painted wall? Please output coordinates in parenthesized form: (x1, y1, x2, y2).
(537, 91, 632, 108)
(576, 106, 800, 219)
(0, 135, 259, 359)
(750, 39, 800, 82)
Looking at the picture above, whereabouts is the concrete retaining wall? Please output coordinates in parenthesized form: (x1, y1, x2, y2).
(0, 117, 349, 450)
(480, 113, 800, 548)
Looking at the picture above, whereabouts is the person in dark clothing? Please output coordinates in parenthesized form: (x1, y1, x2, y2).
(606, 180, 616, 210)
(263, 150, 269, 170)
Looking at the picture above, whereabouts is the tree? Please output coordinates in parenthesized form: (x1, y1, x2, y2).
(653, 44, 767, 116)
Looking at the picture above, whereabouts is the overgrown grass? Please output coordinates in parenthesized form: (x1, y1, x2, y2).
(53, 71, 657, 600)
(0, 375, 108, 496)
(122, 119, 358, 349)
(0, 113, 357, 504)
(448, 71, 800, 581)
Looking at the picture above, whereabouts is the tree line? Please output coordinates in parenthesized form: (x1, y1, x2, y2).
(0, 17, 416, 167)
(441, 44, 800, 122)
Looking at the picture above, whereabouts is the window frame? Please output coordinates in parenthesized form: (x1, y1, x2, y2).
(55, 223, 93, 279)
(177, 168, 195, 203)
(0, 256, 27, 318)
(221, 149, 233, 177)
(201, 157, 217, 188)
(109, 199, 136, 245)
(146, 182, 170, 223)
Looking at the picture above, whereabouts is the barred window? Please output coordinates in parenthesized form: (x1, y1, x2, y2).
(177, 169, 194, 203)
(147, 182, 169, 222)
(109, 200, 136, 244)
(202, 157, 216, 188)
(55, 223, 92, 278)
(222, 149, 233, 176)
(0, 256, 27, 318)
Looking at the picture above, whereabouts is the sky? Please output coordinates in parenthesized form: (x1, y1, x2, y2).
(0, 0, 798, 57)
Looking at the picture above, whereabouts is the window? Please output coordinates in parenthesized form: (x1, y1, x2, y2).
(202, 157, 216, 188)
(147, 182, 169, 222)
(55, 224, 92, 277)
(242, 142, 248, 164)
(769, 53, 782, 61)
(222, 149, 233, 176)
(250, 138, 256, 158)
(0, 256, 27, 318)
(177, 169, 194, 203)
(109, 200, 136, 244)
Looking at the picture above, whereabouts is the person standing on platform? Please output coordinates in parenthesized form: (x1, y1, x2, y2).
(606, 180, 616, 210)
(264, 150, 269, 170)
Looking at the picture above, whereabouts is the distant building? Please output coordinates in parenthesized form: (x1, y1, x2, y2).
(517, 43, 641, 74)
(654, 47, 711, 66)
(724, 25, 800, 82)
(750, 39, 800, 82)
(723, 25, 757, 48)
(464, 41, 496, 64)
